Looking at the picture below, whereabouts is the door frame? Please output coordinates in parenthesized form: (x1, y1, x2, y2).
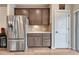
(73, 9, 79, 50)
(53, 10, 71, 48)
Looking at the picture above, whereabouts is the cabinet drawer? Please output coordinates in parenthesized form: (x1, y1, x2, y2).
(27, 33, 42, 37)
(43, 37, 50, 41)
(42, 33, 50, 37)
(43, 37, 50, 46)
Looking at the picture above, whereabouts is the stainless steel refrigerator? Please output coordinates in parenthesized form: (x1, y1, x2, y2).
(7, 16, 28, 51)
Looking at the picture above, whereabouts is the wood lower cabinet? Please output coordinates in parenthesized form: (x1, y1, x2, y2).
(27, 33, 51, 47)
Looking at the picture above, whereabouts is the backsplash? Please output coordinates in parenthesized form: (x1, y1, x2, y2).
(28, 25, 51, 32)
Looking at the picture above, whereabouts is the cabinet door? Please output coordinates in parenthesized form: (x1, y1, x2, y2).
(29, 9, 42, 25)
(43, 37, 50, 46)
(42, 8, 49, 25)
(15, 8, 29, 17)
(34, 37, 42, 46)
(28, 37, 34, 47)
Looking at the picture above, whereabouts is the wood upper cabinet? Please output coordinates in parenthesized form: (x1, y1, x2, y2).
(15, 8, 49, 25)
(42, 8, 49, 25)
(15, 8, 29, 17)
(29, 9, 42, 25)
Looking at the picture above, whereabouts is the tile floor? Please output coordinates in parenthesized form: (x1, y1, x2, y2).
(0, 48, 79, 55)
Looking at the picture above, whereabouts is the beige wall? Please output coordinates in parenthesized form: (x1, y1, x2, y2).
(71, 4, 79, 11)
(0, 7, 7, 33)
(7, 4, 15, 15)
(0, 4, 15, 33)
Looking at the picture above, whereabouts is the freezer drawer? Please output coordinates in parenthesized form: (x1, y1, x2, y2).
(7, 39, 25, 51)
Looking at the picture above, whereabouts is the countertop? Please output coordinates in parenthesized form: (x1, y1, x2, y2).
(28, 32, 51, 33)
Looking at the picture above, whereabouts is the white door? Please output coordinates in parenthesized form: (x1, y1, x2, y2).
(55, 10, 69, 48)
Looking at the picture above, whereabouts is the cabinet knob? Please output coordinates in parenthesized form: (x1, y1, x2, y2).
(56, 31, 58, 33)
